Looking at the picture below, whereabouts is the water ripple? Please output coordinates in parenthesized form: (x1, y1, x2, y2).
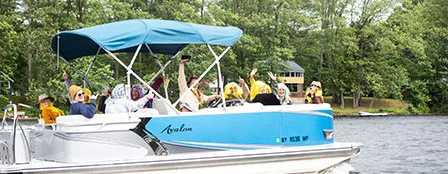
(334, 116, 448, 174)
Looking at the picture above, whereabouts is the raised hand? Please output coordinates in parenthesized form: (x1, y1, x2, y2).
(180, 59, 189, 64)
(238, 76, 245, 84)
(250, 68, 258, 78)
(267, 72, 276, 81)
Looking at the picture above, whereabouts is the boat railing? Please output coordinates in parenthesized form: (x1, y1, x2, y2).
(1, 103, 32, 165)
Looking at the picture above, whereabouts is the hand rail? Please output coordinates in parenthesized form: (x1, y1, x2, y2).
(1, 103, 32, 164)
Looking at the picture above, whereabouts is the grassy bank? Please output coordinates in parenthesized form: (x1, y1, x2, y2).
(327, 97, 410, 116)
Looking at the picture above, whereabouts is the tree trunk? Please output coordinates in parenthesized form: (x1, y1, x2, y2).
(340, 89, 345, 109)
(441, 92, 444, 112)
(353, 92, 360, 108)
(320, 40, 324, 70)
(28, 39, 32, 74)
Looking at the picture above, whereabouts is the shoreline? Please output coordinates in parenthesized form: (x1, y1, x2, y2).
(334, 113, 448, 117)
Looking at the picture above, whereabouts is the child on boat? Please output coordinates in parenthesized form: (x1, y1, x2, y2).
(37, 94, 65, 124)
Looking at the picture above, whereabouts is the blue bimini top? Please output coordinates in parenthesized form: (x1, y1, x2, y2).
(51, 19, 243, 61)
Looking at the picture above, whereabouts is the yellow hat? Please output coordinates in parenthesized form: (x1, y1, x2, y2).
(83, 88, 92, 103)
(69, 85, 83, 100)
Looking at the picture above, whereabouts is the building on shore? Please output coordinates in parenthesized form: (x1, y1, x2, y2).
(277, 61, 304, 102)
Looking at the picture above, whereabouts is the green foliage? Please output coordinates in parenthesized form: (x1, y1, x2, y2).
(0, 20, 20, 79)
(0, 0, 446, 114)
(0, 95, 9, 108)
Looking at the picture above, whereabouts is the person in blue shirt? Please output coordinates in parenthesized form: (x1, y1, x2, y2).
(69, 85, 96, 118)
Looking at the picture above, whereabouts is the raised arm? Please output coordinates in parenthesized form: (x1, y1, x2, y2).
(249, 68, 257, 86)
(63, 71, 73, 104)
(131, 93, 152, 111)
(151, 77, 164, 91)
(268, 72, 278, 96)
(239, 76, 250, 101)
(178, 60, 189, 96)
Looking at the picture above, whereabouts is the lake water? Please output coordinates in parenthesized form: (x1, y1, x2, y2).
(334, 116, 448, 174)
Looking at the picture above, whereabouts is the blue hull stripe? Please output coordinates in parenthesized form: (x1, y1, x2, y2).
(145, 110, 334, 149)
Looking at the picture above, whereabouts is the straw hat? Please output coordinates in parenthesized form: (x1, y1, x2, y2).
(38, 94, 54, 103)
(36, 94, 54, 107)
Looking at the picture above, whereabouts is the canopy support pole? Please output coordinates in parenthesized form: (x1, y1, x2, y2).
(126, 44, 142, 115)
(144, 44, 180, 84)
(58, 57, 102, 92)
(104, 48, 180, 115)
(57, 34, 60, 71)
(83, 47, 101, 88)
(145, 44, 171, 100)
(207, 45, 227, 109)
(173, 46, 231, 108)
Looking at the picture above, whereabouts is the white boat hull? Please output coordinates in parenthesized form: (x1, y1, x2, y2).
(0, 104, 362, 174)
(0, 142, 361, 174)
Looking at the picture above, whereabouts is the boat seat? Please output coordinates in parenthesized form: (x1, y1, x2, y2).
(152, 98, 178, 115)
(55, 113, 143, 132)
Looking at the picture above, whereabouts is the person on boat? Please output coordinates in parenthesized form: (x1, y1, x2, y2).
(224, 82, 244, 100)
(69, 85, 97, 118)
(131, 77, 163, 108)
(305, 81, 324, 104)
(105, 83, 155, 113)
(249, 68, 280, 105)
(37, 94, 65, 124)
(178, 59, 219, 112)
(249, 68, 275, 99)
(63, 71, 94, 105)
(277, 83, 294, 105)
(98, 87, 112, 113)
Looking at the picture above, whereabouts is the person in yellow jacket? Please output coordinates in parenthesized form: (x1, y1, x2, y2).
(249, 68, 271, 101)
(37, 94, 65, 124)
